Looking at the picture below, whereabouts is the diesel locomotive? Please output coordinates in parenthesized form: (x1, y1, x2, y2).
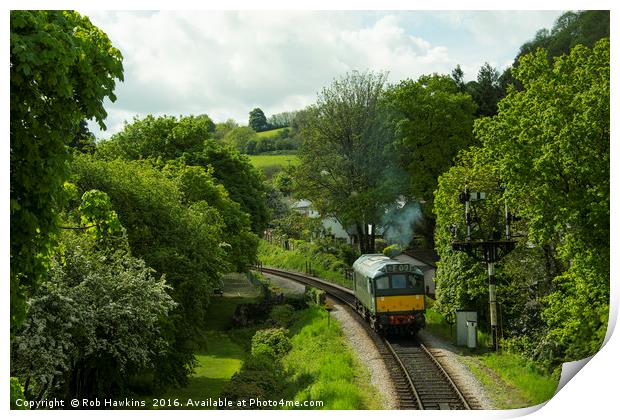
(352, 254, 426, 335)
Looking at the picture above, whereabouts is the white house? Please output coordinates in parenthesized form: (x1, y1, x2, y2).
(394, 249, 439, 297)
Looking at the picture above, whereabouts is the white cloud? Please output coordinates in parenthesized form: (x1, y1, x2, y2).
(83, 10, 563, 138)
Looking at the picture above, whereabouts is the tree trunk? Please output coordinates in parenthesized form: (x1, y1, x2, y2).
(369, 223, 376, 253)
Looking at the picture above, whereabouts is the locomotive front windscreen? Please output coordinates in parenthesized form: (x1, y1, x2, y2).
(374, 273, 424, 295)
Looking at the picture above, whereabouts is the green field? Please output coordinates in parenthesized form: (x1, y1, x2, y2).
(248, 154, 298, 179)
(249, 154, 298, 167)
(256, 127, 288, 138)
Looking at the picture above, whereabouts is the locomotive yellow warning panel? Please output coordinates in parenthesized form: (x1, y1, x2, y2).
(376, 295, 424, 312)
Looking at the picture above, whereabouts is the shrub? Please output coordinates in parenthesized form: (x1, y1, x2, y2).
(251, 328, 292, 358)
(305, 287, 326, 306)
(268, 304, 296, 328)
(10, 377, 27, 410)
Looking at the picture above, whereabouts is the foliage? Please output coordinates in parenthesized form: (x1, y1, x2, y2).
(385, 74, 476, 217)
(267, 111, 298, 129)
(282, 306, 382, 409)
(194, 142, 270, 233)
(305, 288, 326, 306)
(95, 114, 269, 234)
(11, 377, 27, 409)
(268, 305, 296, 328)
(434, 39, 609, 367)
(10, 10, 123, 327)
(212, 119, 239, 141)
(69, 120, 96, 154)
(220, 327, 288, 407)
(516, 11, 609, 65)
(78, 189, 123, 237)
(249, 107, 270, 132)
(162, 161, 259, 271)
(251, 328, 292, 358)
(258, 240, 351, 289)
(11, 230, 175, 401)
(264, 183, 289, 221)
(467, 63, 504, 117)
(97, 114, 213, 161)
(382, 244, 402, 258)
(70, 155, 227, 328)
(295, 71, 397, 253)
(272, 167, 295, 196)
(222, 126, 259, 154)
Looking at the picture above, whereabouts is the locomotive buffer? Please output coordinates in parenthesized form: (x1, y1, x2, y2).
(451, 184, 516, 352)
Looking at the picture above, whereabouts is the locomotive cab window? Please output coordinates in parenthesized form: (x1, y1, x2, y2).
(391, 274, 408, 289)
(375, 276, 389, 290)
(412, 274, 424, 289)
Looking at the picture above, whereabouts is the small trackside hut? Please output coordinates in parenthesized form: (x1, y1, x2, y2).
(352, 254, 426, 335)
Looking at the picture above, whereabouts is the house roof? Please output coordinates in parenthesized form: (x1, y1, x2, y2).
(291, 199, 312, 209)
(402, 249, 440, 268)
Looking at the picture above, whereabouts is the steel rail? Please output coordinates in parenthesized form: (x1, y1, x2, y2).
(255, 265, 471, 410)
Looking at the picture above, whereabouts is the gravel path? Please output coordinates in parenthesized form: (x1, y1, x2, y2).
(418, 330, 494, 409)
(330, 302, 398, 410)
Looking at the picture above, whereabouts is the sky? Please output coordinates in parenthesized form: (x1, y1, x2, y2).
(82, 10, 566, 139)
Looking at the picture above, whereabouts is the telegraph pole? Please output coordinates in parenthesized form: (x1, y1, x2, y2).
(452, 183, 516, 351)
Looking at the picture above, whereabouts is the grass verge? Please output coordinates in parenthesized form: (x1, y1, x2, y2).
(283, 305, 383, 409)
(258, 240, 351, 289)
(151, 296, 258, 409)
(424, 298, 559, 408)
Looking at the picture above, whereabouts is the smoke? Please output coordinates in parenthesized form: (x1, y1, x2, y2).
(381, 201, 422, 247)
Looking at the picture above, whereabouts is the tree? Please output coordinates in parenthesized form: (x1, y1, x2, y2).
(11, 229, 175, 401)
(500, 10, 610, 92)
(213, 118, 239, 141)
(191, 142, 270, 234)
(435, 39, 609, 367)
(95, 114, 269, 234)
(469, 63, 503, 117)
(68, 120, 96, 154)
(450, 65, 466, 91)
(384, 74, 476, 245)
(222, 126, 259, 153)
(295, 71, 396, 253)
(97, 114, 213, 161)
(516, 10, 609, 65)
(10, 10, 123, 328)
(476, 39, 609, 363)
(268, 111, 298, 129)
(249, 108, 270, 132)
(162, 161, 259, 271)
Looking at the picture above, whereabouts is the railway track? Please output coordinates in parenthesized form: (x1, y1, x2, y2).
(257, 266, 472, 410)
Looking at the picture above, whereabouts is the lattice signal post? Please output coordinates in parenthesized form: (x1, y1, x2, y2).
(451, 183, 517, 351)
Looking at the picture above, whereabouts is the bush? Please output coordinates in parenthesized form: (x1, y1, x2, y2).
(268, 304, 296, 328)
(251, 328, 292, 358)
(221, 335, 287, 406)
(305, 287, 326, 306)
(10, 377, 27, 410)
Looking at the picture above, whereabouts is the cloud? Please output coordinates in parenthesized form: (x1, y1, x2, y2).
(83, 10, 563, 138)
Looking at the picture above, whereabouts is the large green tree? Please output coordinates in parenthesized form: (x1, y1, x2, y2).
(435, 39, 609, 367)
(295, 71, 396, 253)
(96, 115, 269, 234)
(385, 74, 476, 246)
(477, 39, 609, 363)
(516, 10, 610, 65)
(248, 107, 270, 132)
(97, 114, 213, 161)
(11, 228, 175, 401)
(10, 11, 123, 328)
